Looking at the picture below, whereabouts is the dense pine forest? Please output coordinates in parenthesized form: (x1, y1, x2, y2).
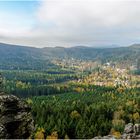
(31, 88, 140, 139)
(0, 43, 140, 139)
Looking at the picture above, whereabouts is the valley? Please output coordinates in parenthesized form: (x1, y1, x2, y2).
(0, 43, 140, 139)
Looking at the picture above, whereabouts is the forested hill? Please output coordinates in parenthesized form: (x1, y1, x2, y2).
(0, 42, 140, 70)
(0, 43, 56, 70)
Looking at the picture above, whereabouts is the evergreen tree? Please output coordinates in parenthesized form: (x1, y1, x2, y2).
(137, 58, 140, 70)
(0, 73, 3, 92)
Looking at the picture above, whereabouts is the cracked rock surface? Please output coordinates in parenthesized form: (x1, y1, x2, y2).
(0, 92, 34, 139)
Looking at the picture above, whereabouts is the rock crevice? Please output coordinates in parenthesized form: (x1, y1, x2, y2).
(0, 93, 34, 139)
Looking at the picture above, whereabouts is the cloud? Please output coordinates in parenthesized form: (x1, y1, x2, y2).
(1, 0, 140, 47)
(33, 0, 140, 47)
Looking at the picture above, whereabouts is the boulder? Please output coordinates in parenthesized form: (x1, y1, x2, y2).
(93, 123, 140, 139)
(124, 123, 133, 134)
(134, 124, 140, 135)
(0, 92, 34, 139)
(121, 133, 136, 139)
(121, 123, 140, 139)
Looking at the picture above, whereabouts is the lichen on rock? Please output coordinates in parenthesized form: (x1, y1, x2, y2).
(0, 92, 34, 139)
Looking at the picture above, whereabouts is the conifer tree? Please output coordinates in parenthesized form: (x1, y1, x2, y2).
(137, 58, 140, 70)
(0, 73, 3, 92)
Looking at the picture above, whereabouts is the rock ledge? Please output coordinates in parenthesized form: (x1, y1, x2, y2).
(0, 92, 34, 139)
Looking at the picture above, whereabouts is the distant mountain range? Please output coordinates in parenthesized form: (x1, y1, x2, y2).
(0, 42, 139, 70)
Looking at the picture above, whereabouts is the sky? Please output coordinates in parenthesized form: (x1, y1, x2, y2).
(0, 0, 140, 48)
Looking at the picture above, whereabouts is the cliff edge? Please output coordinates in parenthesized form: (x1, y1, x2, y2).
(0, 92, 34, 139)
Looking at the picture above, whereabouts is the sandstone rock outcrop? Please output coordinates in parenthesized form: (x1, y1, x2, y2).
(121, 123, 140, 139)
(93, 123, 140, 139)
(0, 92, 34, 139)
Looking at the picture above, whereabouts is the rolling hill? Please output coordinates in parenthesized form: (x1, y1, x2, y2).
(0, 42, 139, 70)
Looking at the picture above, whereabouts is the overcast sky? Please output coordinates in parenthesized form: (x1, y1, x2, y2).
(0, 0, 140, 48)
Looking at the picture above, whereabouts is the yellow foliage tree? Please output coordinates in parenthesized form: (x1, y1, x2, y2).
(133, 112, 140, 123)
(112, 119, 125, 133)
(113, 110, 125, 120)
(26, 98, 33, 105)
(70, 110, 81, 119)
(74, 87, 84, 93)
(46, 131, 58, 139)
(34, 128, 45, 139)
(64, 134, 69, 139)
(111, 128, 121, 139)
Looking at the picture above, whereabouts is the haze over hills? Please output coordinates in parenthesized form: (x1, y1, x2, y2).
(0, 42, 140, 70)
(1, 1, 140, 139)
